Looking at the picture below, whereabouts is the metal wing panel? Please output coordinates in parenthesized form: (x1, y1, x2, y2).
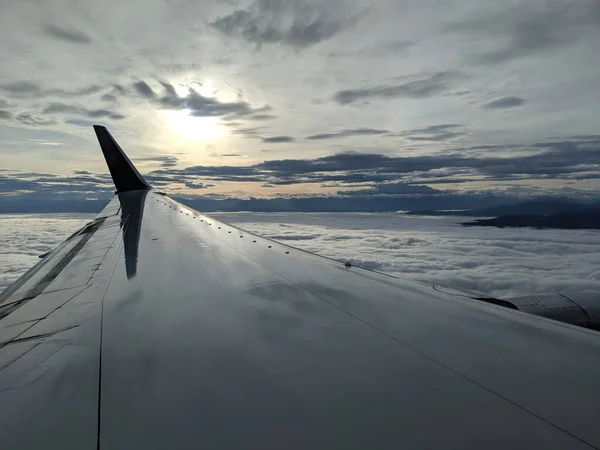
(90, 193, 600, 449)
(0, 199, 124, 450)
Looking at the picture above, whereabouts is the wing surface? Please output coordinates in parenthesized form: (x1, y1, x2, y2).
(1, 127, 600, 449)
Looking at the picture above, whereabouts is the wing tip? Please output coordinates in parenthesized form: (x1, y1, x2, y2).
(93, 126, 151, 192)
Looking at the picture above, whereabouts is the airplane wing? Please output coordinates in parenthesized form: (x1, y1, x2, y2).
(1, 125, 600, 450)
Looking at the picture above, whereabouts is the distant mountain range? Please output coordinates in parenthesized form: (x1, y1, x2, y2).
(403, 198, 600, 230)
(407, 198, 599, 218)
(462, 208, 600, 230)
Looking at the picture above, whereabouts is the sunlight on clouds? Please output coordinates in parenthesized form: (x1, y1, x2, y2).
(166, 110, 223, 142)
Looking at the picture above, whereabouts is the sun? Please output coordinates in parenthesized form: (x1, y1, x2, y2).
(167, 110, 222, 142)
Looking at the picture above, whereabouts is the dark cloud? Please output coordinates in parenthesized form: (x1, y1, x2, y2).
(0, 110, 12, 120)
(210, 0, 346, 48)
(2, 82, 41, 96)
(0, 168, 190, 208)
(43, 24, 92, 44)
(447, 1, 600, 64)
(0, 170, 110, 194)
(66, 118, 97, 127)
(133, 80, 156, 98)
(151, 135, 600, 187)
(3, 135, 599, 212)
(137, 155, 180, 169)
(1, 81, 102, 98)
(184, 181, 209, 190)
(262, 136, 294, 143)
(392, 124, 468, 142)
(112, 85, 127, 95)
(44, 102, 125, 120)
(333, 71, 463, 105)
(133, 80, 268, 119)
(329, 40, 414, 58)
(102, 94, 117, 102)
(306, 128, 388, 140)
(16, 112, 57, 126)
(245, 114, 277, 121)
(230, 126, 266, 137)
(482, 96, 526, 110)
(337, 182, 441, 196)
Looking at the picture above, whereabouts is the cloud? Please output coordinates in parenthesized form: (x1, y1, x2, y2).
(262, 136, 294, 143)
(0, 81, 102, 98)
(337, 182, 441, 196)
(306, 128, 388, 140)
(392, 124, 467, 142)
(66, 118, 97, 127)
(482, 96, 526, 110)
(129, 80, 270, 119)
(137, 155, 180, 168)
(133, 80, 156, 98)
(16, 112, 57, 126)
(230, 126, 266, 137)
(329, 40, 414, 58)
(210, 0, 347, 49)
(43, 102, 125, 120)
(150, 135, 600, 186)
(0, 170, 112, 198)
(447, 1, 600, 64)
(43, 24, 92, 44)
(4, 212, 600, 299)
(0, 214, 94, 292)
(245, 114, 277, 121)
(184, 181, 209, 189)
(332, 71, 463, 105)
(102, 94, 117, 102)
(209, 212, 600, 299)
(0, 110, 12, 120)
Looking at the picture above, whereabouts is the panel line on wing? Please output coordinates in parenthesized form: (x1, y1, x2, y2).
(95, 215, 129, 450)
(21, 218, 106, 302)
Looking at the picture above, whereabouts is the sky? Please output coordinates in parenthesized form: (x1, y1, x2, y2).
(1, 0, 600, 211)
(2, 212, 599, 298)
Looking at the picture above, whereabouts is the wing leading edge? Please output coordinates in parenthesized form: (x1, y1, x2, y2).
(1, 127, 600, 449)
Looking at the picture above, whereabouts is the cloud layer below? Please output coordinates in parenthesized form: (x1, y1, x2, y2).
(3, 212, 598, 299)
(211, 212, 600, 299)
(7, 210, 596, 302)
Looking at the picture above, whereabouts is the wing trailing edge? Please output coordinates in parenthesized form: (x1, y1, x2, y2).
(93, 125, 151, 192)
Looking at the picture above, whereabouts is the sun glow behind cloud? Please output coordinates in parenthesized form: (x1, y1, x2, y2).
(166, 110, 223, 142)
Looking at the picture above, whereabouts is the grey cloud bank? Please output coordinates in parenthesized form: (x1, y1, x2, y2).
(210, 0, 349, 48)
(447, 0, 600, 65)
(483, 96, 525, 110)
(0, 0, 599, 207)
(332, 71, 463, 104)
(43, 24, 92, 44)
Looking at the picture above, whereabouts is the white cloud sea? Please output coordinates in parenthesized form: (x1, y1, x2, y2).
(2, 212, 599, 299)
